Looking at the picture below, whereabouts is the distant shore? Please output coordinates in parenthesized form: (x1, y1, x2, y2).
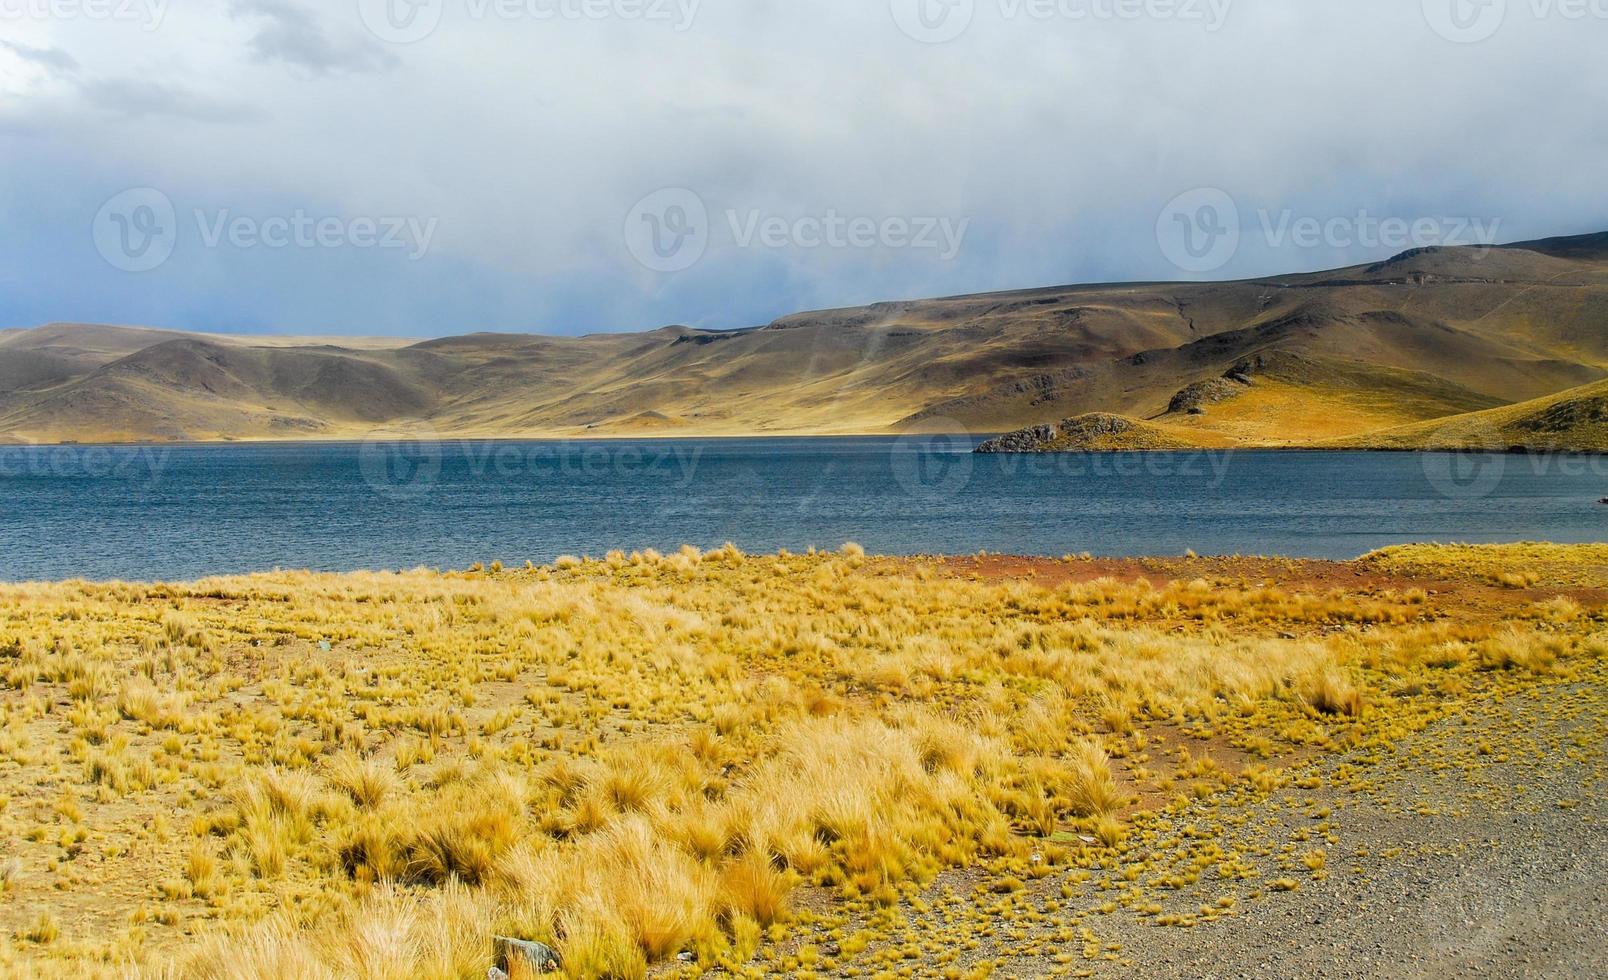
(4, 432, 1607, 455)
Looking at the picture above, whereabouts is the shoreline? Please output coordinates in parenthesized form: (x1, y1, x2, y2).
(2, 433, 1606, 456)
(6, 542, 1607, 589)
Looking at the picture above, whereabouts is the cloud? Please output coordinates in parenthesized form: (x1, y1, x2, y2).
(0, 1, 1604, 337)
(0, 41, 80, 76)
(230, 0, 397, 76)
(77, 79, 264, 123)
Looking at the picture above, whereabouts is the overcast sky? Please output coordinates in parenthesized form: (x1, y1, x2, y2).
(1, 0, 1604, 337)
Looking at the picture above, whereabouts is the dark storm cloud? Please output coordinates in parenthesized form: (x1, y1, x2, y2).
(0, 0, 1604, 336)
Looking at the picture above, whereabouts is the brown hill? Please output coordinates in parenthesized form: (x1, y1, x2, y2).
(2, 232, 1606, 444)
(1337, 378, 1608, 453)
(0, 340, 438, 442)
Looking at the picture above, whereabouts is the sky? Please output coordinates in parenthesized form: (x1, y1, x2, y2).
(0, 0, 1604, 337)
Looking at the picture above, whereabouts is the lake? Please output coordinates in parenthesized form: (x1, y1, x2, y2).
(0, 437, 1603, 581)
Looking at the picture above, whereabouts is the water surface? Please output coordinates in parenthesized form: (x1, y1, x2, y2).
(1, 438, 1603, 581)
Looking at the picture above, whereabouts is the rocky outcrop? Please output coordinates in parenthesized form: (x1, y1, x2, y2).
(1163, 361, 1263, 417)
(975, 423, 1062, 453)
(976, 413, 1195, 453)
(1167, 376, 1251, 415)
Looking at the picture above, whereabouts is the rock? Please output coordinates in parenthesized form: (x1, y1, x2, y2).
(494, 937, 562, 974)
(976, 415, 1130, 453)
(488, 969, 510, 980)
(1168, 376, 1249, 415)
(976, 413, 1197, 453)
(976, 423, 1059, 454)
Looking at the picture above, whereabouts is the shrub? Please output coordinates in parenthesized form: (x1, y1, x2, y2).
(1063, 738, 1124, 817)
(326, 752, 400, 810)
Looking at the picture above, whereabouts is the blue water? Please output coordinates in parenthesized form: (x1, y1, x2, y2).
(0, 438, 1603, 581)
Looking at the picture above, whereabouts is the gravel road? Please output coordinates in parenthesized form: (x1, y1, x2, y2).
(1077, 683, 1606, 980)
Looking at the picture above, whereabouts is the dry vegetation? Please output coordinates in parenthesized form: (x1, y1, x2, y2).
(1364, 542, 1608, 589)
(0, 544, 1603, 978)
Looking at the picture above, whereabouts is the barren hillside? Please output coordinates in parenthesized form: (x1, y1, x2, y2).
(3, 232, 1605, 445)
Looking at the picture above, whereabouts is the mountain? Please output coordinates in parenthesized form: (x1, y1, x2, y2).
(2, 231, 1606, 445)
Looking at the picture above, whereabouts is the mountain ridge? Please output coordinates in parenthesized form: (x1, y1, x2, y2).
(3, 231, 1606, 446)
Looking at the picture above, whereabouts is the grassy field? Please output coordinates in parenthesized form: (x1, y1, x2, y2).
(0, 545, 1603, 978)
